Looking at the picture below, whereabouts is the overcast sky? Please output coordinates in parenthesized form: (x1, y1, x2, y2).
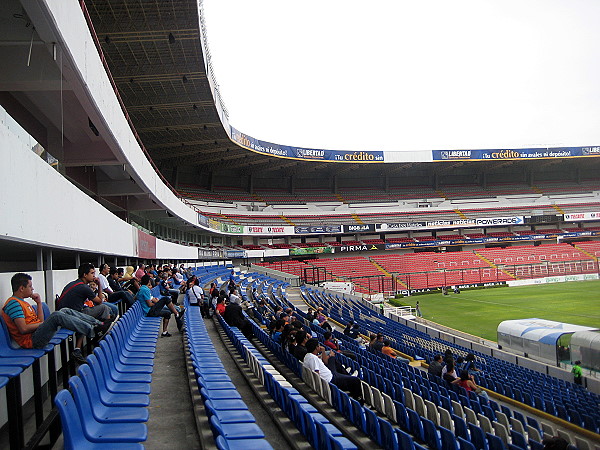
(202, 0, 600, 154)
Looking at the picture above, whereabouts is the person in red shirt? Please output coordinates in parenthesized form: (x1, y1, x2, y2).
(215, 297, 226, 316)
(323, 331, 340, 352)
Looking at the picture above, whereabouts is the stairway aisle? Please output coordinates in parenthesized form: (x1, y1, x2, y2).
(145, 319, 200, 449)
(286, 286, 308, 313)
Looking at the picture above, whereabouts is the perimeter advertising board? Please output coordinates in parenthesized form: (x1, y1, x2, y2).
(289, 247, 334, 256)
(564, 212, 600, 221)
(294, 225, 342, 234)
(244, 225, 295, 235)
(231, 127, 384, 163)
(376, 216, 523, 232)
(432, 146, 600, 161)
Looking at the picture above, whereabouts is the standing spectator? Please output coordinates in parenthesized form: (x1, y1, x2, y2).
(187, 278, 203, 308)
(415, 301, 422, 317)
(428, 354, 443, 377)
(572, 360, 583, 385)
(137, 274, 182, 337)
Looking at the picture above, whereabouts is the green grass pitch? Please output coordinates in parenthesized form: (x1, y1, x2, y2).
(406, 280, 600, 342)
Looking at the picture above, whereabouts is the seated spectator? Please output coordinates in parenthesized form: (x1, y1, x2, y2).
(2, 273, 104, 363)
(121, 266, 140, 294)
(457, 370, 489, 403)
(292, 330, 309, 361)
(428, 354, 443, 377)
(372, 333, 385, 352)
(381, 340, 397, 359)
(172, 268, 184, 285)
(223, 294, 253, 340)
(542, 436, 569, 450)
(88, 280, 118, 317)
(303, 338, 362, 401)
(57, 263, 114, 362)
(305, 308, 315, 323)
(107, 266, 135, 307)
(134, 264, 146, 280)
(323, 331, 339, 352)
(186, 277, 203, 309)
(228, 289, 241, 305)
(215, 297, 226, 316)
(368, 334, 377, 352)
(343, 321, 354, 335)
(348, 323, 360, 340)
(159, 272, 180, 305)
(443, 348, 454, 365)
(98, 263, 133, 310)
(443, 361, 459, 384)
(137, 274, 183, 337)
(272, 319, 285, 344)
(464, 353, 481, 374)
(209, 282, 219, 301)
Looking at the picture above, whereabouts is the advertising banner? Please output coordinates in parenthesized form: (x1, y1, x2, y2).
(342, 224, 376, 233)
(294, 225, 342, 234)
(338, 244, 384, 252)
(432, 146, 600, 161)
(244, 225, 296, 235)
(221, 223, 244, 234)
(225, 249, 246, 258)
(564, 212, 600, 221)
(384, 230, 597, 250)
(198, 213, 209, 227)
(136, 229, 157, 259)
(231, 126, 385, 163)
(377, 217, 523, 232)
(289, 247, 334, 256)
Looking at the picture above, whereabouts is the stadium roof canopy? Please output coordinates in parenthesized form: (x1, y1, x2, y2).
(86, 0, 600, 189)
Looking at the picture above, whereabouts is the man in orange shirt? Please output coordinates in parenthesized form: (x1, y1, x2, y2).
(2, 273, 101, 352)
(381, 340, 397, 359)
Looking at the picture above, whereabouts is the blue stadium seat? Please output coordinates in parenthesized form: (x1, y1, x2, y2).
(68, 376, 148, 424)
(54, 390, 144, 450)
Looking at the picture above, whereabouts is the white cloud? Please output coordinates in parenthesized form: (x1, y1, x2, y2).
(203, 0, 600, 154)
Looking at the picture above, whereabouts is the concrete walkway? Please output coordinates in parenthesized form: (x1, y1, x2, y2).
(145, 319, 200, 449)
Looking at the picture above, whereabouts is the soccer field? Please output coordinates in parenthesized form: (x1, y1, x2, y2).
(406, 280, 600, 342)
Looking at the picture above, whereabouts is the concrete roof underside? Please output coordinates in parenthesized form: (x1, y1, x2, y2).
(87, 0, 600, 188)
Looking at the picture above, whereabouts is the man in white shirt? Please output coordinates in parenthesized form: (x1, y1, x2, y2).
(303, 339, 333, 383)
(303, 338, 362, 400)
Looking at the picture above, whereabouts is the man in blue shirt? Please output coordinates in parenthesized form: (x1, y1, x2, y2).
(138, 274, 183, 337)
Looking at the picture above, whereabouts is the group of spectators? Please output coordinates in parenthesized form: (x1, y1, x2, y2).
(2, 262, 188, 364)
(428, 349, 489, 402)
(255, 301, 363, 402)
